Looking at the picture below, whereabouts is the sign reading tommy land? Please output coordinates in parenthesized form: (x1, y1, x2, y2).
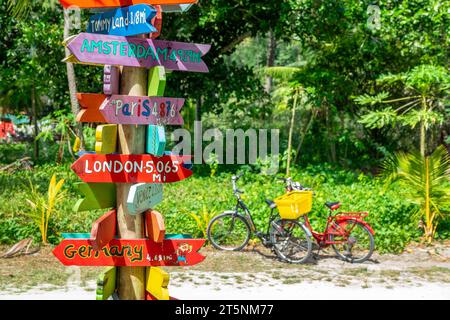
(87, 5, 157, 37)
(59, 0, 198, 9)
(65, 33, 210, 73)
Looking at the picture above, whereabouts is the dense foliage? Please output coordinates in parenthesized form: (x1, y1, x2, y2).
(0, 1, 449, 253)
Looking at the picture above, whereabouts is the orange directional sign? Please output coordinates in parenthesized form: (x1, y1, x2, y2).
(77, 93, 107, 123)
(59, 0, 198, 9)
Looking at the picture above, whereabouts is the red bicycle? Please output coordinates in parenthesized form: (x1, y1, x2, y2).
(275, 178, 375, 263)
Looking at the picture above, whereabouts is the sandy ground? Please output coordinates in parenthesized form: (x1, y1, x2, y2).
(1, 276, 449, 300)
(1, 242, 450, 300)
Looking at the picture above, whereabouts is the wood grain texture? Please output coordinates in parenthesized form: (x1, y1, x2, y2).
(145, 267, 169, 300)
(95, 124, 118, 154)
(90, 209, 117, 250)
(117, 34, 148, 300)
(73, 182, 116, 212)
(145, 210, 165, 243)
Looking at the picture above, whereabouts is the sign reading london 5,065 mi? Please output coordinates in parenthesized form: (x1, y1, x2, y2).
(65, 33, 210, 73)
(87, 5, 157, 37)
(71, 154, 192, 184)
(52, 238, 206, 267)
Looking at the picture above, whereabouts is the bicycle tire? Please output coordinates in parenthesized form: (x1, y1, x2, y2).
(329, 220, 375, 263)
(207, 212, 251, 251)
(270, 219, 312, 264)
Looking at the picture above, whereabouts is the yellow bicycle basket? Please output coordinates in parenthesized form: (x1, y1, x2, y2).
(274, 190, 313, 219)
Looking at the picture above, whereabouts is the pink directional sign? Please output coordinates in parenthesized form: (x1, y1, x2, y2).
(66, 33, 210, 73)
(100, 95, 184, 125)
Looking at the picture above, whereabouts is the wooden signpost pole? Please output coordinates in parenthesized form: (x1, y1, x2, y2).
(116, 35, 148, 300)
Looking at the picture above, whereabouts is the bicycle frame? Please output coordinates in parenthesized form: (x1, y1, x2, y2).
(233, 198, 279, 239)
(302, 211, 373, 247)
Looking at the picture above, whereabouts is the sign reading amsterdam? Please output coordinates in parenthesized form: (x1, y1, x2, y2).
(59, 0, 198, 9)
(52, 238, 206, 267)
(71, 154, 192, 183)
(87, 5, 157, 36)
(65, 33, 210, 73)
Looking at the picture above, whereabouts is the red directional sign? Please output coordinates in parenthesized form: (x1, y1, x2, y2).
(52, 238, 206, 267)
(71, 154, 192, 183)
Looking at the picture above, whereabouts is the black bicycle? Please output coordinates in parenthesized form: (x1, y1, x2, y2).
(206, 174, 312, 264)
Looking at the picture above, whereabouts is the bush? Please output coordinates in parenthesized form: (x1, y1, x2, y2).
(0, 162, 446, 253)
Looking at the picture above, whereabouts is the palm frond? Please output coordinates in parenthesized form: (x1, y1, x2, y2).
(265, 67, 303, 81)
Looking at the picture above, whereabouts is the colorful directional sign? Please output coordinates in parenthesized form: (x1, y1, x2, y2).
(60, 0, 198, 9)
(146, 126, 166, 156)
(103, 65, 120, 95)
(95, 124, 118, 154)
(90, 210, 117, 250)
(87, 5, 157, 37)
(127, 184, 164, 215)
(146, 267, 169, 300)
(64, 33, 210, 73)
(96, 267, 117, 300)
(71, 154, 193, 183)
(145, 211, 166, 243)
(52, 238, 206, 267)
(77, 93, 107, 123)
(75, 93, 184, 125)
(101, 95, 185, 125)
(73, 182, 116, 212)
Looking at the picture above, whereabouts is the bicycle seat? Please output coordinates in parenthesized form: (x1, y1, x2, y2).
(265, 199, 277, 209)
(325, 202, 341, 210)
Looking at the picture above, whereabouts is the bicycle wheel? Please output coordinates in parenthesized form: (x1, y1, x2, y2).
(270, 219, 312, 264)
(329, 220, 375, 263)
(207, 212, 251, 251)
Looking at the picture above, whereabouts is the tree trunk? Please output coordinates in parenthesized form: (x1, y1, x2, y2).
(31, 84, 39, 160)
(294, 109, 317, 164)
(420, 96, 427, 157)
(195, 96, 202, 122)
(286, 89, 298, 176)
(265, 30, 277, 93)
(63, 9, 85, 151)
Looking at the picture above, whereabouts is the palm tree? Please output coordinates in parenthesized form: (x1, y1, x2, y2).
(381, 145, 450, 243)
(356, 65, 450, 157)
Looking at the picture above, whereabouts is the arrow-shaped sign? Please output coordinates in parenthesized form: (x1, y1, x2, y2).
(59, 0, 198, 9)
(77, 93, 107, 123)
(103, 65, 120, 95)
(101, 95, 185, 125)
(127, 184, 164, 215)
(71, 154, 192, 183)
(90, 209, 117, 250)
(52, 238, 206, 267)
(76, 93, 184, 125)
(87, 4, 157, 37)
(64, 33, 210, 73)
(73, 182, 116, 212)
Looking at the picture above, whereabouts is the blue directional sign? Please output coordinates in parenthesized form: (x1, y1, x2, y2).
(87, 4, 157, 37)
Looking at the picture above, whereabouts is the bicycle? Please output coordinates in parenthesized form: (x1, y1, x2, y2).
(207, 174, 313, 264)
(283, 178, 376, 263)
